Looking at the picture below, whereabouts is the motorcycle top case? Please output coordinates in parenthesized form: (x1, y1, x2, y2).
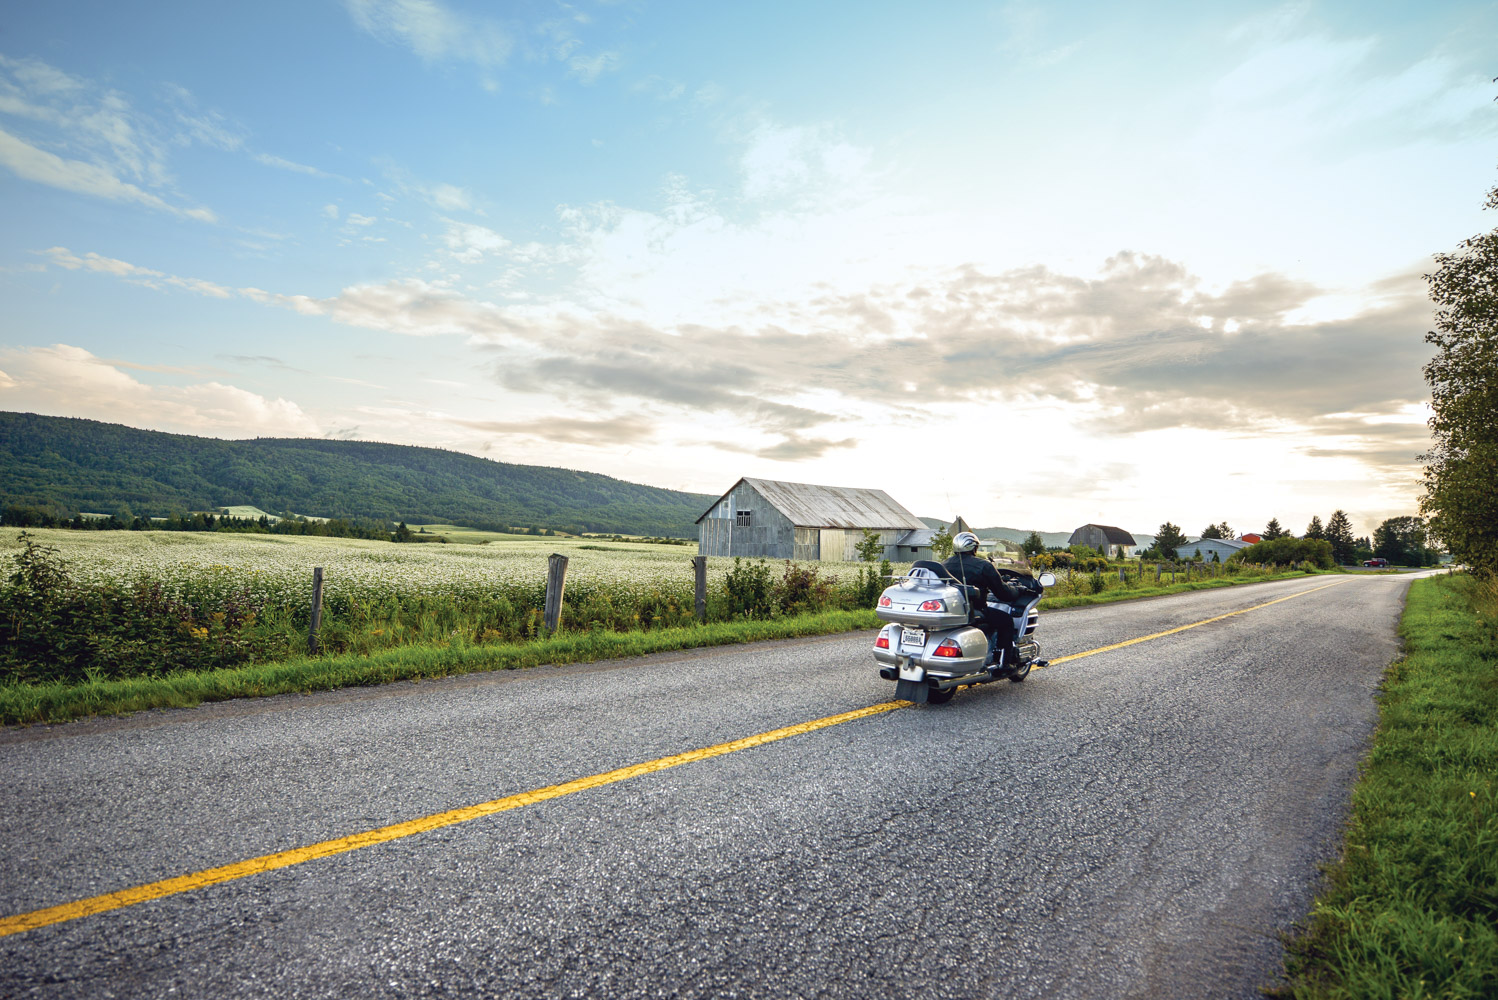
(875, 581, 970, 629)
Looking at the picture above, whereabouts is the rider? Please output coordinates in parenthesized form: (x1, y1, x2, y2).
(943, 531, 1024, 671)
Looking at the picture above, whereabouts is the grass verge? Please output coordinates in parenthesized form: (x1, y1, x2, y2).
(0, 609, 882, 726)
(1038, 567, 1331, 610)
(1271, 573, 1498, 998)
(1, 567, 1334, 727)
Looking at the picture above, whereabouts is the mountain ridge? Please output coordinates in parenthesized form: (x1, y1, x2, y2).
(0, 411, 714, 537)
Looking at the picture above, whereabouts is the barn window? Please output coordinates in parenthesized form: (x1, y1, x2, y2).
(718, 501, 729, 517)
(736, 509, 753, 527)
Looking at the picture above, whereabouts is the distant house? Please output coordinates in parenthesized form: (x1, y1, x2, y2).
(893, 515, 981, 562)
(1239, 533, 1262, 544)
(696, 478, 926, 561)
(1068, 524, 1138, 559)
(1176, 537, 1250, 562)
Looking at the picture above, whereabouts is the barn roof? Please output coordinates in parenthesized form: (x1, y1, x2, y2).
(696, 477, 926, 530)
(1070, 523, 1138, 546)
(1180, 537, 1250, 551)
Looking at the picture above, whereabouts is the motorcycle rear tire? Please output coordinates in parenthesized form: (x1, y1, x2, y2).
(1009, 660, 1031, 682)
(926, 686, 955, 704)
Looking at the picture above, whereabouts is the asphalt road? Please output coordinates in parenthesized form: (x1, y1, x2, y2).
(0, 571, 1428, 998)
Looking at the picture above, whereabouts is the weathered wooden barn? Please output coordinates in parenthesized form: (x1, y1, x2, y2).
(697, 478, 926, 561)
(1068, 523, 1138, 559)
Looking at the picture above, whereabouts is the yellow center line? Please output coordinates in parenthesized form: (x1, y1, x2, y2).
(0, 576, 1348, 938)
(0, 701, 909, 938)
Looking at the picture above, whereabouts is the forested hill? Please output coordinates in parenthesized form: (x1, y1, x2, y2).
(0, 412, 714, 536)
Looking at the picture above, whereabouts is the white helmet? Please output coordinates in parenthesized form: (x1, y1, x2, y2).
(953, 531, 980, 554)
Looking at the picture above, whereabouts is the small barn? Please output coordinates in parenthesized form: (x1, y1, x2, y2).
(697, 478, 926, 561)
(1176, 537, 1250, 562)
(1069, 524, 1138, 559)
(888, 516, 984, 561)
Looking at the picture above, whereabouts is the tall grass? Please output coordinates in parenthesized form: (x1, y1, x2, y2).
(1272, 572, 1498, 998)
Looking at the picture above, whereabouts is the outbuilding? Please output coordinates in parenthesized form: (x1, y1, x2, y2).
(1068, 524, 1138, 559)
(1175, 537, 1250, 562)
(696, 477, 926, 561)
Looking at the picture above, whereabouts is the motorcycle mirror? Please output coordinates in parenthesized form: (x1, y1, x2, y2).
(1038, 572, 1056, 587)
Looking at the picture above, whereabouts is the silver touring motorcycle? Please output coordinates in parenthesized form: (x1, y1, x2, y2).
(873, 560, 1056, 704)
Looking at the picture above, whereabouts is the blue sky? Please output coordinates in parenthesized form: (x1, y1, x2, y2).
(2, 1, 1495, 537)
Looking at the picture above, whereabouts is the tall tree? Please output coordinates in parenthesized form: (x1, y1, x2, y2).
(1421, 174, 1498, 575)
(1262, 517, 1287, 540)
(1201, 522, 1230, 539)
(1325, 510, 1356, 565)
(1154, 521, 1188, 554)
(1373, 517, 1434, 566)
(1304, 515, 1325, 540)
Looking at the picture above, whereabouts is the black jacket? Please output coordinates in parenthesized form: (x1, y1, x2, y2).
(943, 551, 1023, 608)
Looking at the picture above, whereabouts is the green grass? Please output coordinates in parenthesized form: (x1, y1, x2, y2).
(0, 609, 883, 726)
(1037, 566, 1333, 609)
(1272, 573, 1498, 998)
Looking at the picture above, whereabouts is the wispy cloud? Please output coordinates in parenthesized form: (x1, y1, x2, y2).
(0, 130, 216, 221)
(448, 415, 653, 448)
(344, 0, 513, 69)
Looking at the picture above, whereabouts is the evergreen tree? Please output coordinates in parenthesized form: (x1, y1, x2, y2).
(1325, 510, 1356, 565)
(1421, 173, 1498, 575)
(1020, 531, 1047, 558)
(1304, 515, 1325, 540)
(1153, 521, 1188, 556)
(1262, 517, 1286, 540)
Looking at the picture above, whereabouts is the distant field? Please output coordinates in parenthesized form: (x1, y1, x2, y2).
(405, 524, 558, 544)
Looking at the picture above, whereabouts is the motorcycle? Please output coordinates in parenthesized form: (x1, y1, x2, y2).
(873, 560, 1056, 704)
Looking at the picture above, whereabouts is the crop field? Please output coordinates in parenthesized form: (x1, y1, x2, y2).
(0, 529, 727, 606)
(0, 529, 893, 686)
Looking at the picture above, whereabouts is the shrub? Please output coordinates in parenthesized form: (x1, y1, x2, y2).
(1230, 537, 1334, 568)
(773, 560, 833, 615)
(724, 557, 774, 618)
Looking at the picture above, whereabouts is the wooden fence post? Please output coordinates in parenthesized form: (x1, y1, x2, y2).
(544, 553, 569, 634)
(692, 555, 707, 622)
(1155, 564, 1162, 583)
(308, 566, 324, 655)
(1119, 567, 1126, 584)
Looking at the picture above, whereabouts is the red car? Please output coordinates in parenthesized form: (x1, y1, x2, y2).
(1363, 558, 1389, 567)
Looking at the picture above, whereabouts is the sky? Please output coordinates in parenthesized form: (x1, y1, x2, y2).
(1, 1, 1495, 539)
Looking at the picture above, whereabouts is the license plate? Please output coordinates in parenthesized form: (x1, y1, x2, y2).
(900, 628, 926, 650)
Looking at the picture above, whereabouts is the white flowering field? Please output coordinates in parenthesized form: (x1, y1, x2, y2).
(0, 529, 888, 623)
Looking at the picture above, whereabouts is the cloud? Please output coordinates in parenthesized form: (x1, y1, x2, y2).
(442, 221, 509, 262)
(253, 152, 337, 178)
(36, 239, 1435, 477)
(344, 0, 513, 68)
(42, 247, 231, 295)
(447, 415, 653, 447)
(567, 51, 621, 85)
(713, 434, 860, 461)
(0, 128, 215, 221)
(0, 344, 318, 437)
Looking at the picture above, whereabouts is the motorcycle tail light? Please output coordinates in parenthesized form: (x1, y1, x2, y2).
(933, 640, 962, 658)
(875, 636, 890, 649)
(919, 600, 945, 612)
(878, 596, 892, 607)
